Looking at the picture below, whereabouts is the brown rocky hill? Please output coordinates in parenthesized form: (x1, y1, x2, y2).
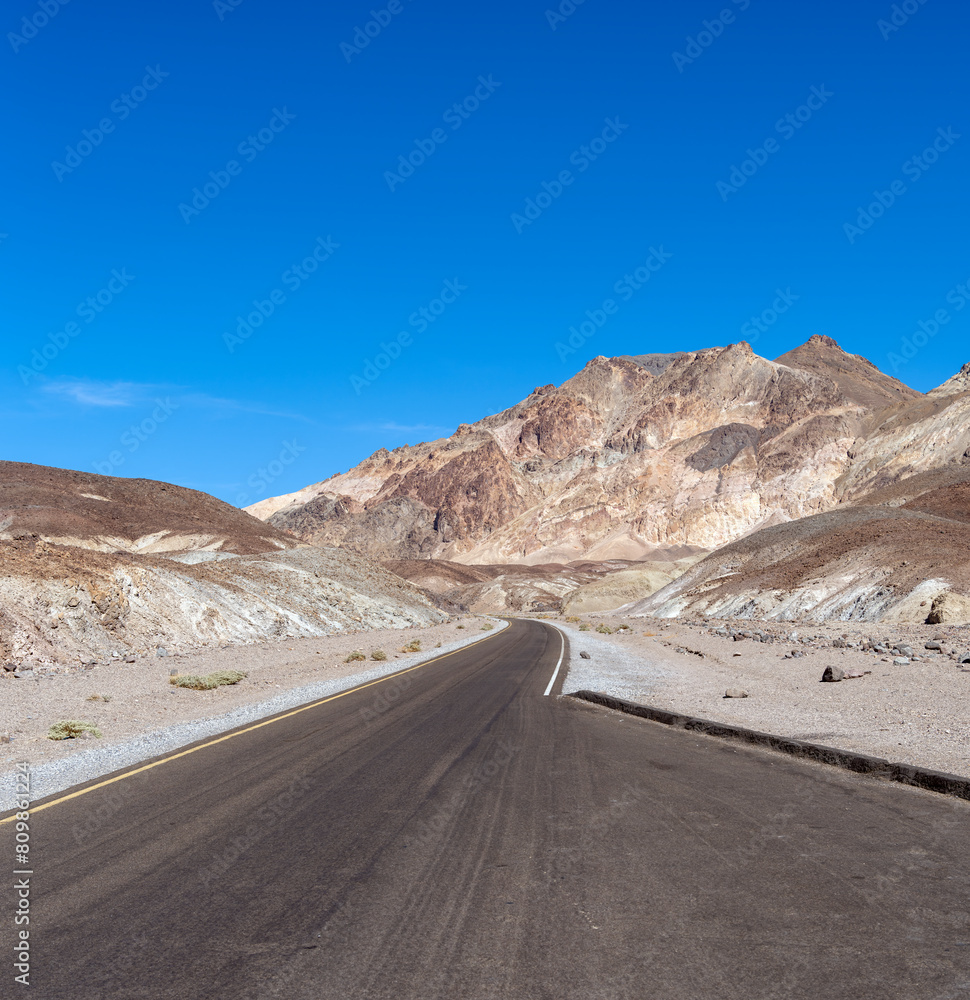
(623, 468, 970, 624)
(0, 464, 445, 666)
(252, 336, 923, 567)
(0, 461, 297, 555)
(0, 539, 445, 668)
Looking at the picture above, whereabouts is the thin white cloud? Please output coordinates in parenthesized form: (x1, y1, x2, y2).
(38, 379, 313, 423)
(42, 379, 153, 407)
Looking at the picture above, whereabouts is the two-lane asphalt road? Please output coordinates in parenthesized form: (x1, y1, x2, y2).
(11, 618, 970, 998)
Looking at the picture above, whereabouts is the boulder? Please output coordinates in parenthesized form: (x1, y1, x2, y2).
(821, 666, 844, 682)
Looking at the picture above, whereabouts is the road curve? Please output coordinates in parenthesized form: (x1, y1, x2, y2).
(15, 618, 970, 999)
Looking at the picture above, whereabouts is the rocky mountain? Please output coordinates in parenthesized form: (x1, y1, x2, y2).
(0, 461, 296, 555)
(0, 464, 446, 667)
(385, 553, 703, 615)
(252, 336, 924, 568)
(623, 467, 970, 624)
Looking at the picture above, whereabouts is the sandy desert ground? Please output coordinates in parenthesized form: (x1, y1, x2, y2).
(548, 613, 970, 779)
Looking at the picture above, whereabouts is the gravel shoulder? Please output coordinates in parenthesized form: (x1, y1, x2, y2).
(547, 613, 970, 779)
(0, 617, 505, 810)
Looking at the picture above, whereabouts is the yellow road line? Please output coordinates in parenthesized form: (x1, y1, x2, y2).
(0, 625, 507, 824)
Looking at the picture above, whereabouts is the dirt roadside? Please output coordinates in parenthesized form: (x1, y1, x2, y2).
(543, 613, 970, 779)
(0, 618, 488, 771)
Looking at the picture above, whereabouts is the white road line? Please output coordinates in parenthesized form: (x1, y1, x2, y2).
(543, 626, 565, 697)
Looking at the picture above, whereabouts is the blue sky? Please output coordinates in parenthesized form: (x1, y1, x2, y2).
(3, 0, 967, 506)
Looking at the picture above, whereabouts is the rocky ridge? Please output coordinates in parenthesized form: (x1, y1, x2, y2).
(257, 337, 923, 567)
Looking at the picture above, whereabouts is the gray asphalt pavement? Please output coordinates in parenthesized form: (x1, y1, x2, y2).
(11, 618, 970, 999)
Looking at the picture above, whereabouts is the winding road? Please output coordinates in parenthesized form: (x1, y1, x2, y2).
(12, 618, 970, 999)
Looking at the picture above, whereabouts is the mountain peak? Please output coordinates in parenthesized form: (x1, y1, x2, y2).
(805, 333, 841, 349)
(775, 337, 920, 409)
(928, 362, 970, 397)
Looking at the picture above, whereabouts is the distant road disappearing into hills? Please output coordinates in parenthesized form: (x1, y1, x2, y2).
(20, 619, 970, 999)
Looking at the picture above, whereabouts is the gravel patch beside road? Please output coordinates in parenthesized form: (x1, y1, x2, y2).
(534, 614, 970, 779)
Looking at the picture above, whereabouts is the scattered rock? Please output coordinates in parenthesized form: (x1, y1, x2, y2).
(67, 596, 80, 608)
(843, 670, 871, 679)
(724, 689, 749, 699)
(156, 647, 169, 658)
(125, 655, 136, 663)
(579, 651, 591, 659)
(893, 644, 914, 658)
(893, 657, 910, 666)
(2, 663, 17, 672)
(0, 734, 10, 744)
(925, 641, 942, 650)
(821, 666, 844, 682)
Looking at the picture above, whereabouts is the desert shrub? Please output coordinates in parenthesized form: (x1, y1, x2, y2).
(401, 639, 422, 653)
(345, 651, 366, 662)
(85, 693, 113, 702)
(48, 720, 102, 740)
(566, 616, 580, 623)
(371, 650, 387, 661)
(169, 670, 247, 690)
(481, 622, 494, 631)
(595, 624, 613, 634)
(456, 625, 465, 629)
(578, 624, 590, 631)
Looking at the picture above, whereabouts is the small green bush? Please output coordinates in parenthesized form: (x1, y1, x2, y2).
(456, 625, 465, 629)
(169, 670, 247, 690)
(371, 650, 387, 661)
(578, 624, 590, 631)
(481, 622, 494, 631)
(596, 624, 613, 634)
(48, 720, 102, 740)
(345, 651, 366, 663)
(85, 693, 112, 702)
(401, 639, 422, 653)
